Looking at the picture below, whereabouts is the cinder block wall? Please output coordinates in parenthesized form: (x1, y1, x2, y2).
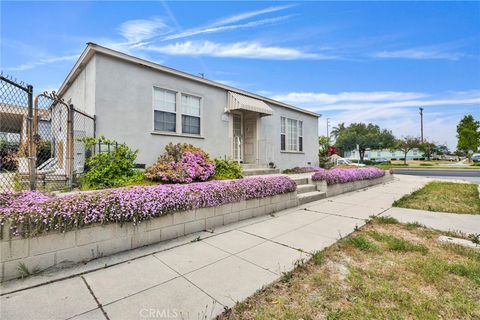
(0, 192, 298, 282)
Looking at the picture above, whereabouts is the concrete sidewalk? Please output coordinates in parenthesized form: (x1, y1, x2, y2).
(0, 175, 430, 320)
(382, 207, 480, 234)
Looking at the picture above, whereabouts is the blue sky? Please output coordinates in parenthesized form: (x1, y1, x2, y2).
(1, 1, 479, 149)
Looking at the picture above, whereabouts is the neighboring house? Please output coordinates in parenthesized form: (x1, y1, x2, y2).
(344, 148, 426, 161)
(0, 103, 52, 143)
(57, 43, 320, 170)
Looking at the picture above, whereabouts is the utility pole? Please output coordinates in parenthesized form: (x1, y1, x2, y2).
(326, 118, 331, 140)
(419, 107, 424, 143)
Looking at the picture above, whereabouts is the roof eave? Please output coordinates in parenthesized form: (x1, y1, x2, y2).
(57, 43, 321, 118)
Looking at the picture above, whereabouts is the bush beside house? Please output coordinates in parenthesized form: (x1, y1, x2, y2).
(78, 136, 141, 190)
(212, 158, 243, 179)
(145, 143, 215, 183)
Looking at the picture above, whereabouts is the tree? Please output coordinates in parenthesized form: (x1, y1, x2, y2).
(395, 136, 421, 165)
(435, 144, 449, 156)
(330, 123, 346, 139)
(318, 136, 330, 167)
(335, 123, 396, 162)
(456, 115, 480, 160)
(419, 140, 436, 160)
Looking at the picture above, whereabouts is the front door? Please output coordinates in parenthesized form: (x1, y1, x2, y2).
(232, 113, 243, 162)
(243, 115, 257, 164)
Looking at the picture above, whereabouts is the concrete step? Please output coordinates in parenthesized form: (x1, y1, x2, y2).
(241, 163, 268, 170)
(293, 177, 309, 185)
(243, 168, 280, 176)
(296, 184, 317, 194)
(297, 191, 327, 205)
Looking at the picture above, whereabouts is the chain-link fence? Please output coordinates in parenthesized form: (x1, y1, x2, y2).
(0, 74, 95, 192)
(0, 75, 33, 192)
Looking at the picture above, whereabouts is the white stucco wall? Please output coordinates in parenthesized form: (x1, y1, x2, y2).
(64, 53, 319, 169)
(62, 56, 96, 116)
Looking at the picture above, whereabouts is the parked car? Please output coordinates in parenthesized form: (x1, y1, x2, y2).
(335, 157, 366, 167)
(373, 158, 390, 164)
(472, 154, 480, 162)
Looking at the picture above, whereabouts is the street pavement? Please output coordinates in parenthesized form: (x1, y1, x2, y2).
(392, 168, 480, 183)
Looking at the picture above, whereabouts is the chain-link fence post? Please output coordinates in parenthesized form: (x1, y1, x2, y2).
(67, 104, 74, 190)
(27, 84, 36, 191)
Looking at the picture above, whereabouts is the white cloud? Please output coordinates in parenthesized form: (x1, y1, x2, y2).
(212, 4, 296, 26)
(371, 41, 468, 61)
(372, 48, 463, 60)
(143, 40, 336, 60)
(273, 91, 429, 104)
(305, 90, 480, 149)
(118, 17, 170, 43)
(162, 15, 292, 41)
(161, 4, 296, 41)
(273, 90, 480, 112)
(5, 54, 79, 71)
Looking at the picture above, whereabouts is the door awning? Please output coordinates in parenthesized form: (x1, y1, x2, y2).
(226, 92, 273, 116)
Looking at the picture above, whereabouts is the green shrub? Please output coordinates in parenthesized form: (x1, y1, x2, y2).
(79, 136, 139, 189)
(36, 140, 52, 167)
(213, 158, 243, 179)
(0, 139, 19, 171)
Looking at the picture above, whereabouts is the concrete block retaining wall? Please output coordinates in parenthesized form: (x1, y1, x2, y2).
(314, 171, 393, 197)
(0, 192, 298, 282)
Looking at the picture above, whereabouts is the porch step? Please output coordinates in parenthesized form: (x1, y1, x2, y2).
(298, 191, 327, 205)
(241, 163, 268, 170)
(243, 168, 280, 176)
(296, 184, 316, 194)
(293, 177, 309, 185)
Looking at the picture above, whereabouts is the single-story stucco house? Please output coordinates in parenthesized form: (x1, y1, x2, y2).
(57, 43, 320, 171)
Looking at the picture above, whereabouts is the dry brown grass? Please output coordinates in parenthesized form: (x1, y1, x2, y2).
(219, 220, 480, 320)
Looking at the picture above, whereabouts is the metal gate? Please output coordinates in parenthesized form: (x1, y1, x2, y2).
(0, 74, 95, 192)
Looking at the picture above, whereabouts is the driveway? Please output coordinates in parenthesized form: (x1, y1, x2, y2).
(0, 175, 434, 320)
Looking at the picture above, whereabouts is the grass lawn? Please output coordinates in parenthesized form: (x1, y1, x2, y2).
(393, 181, 480, 214)
(220, 218, 480, 320)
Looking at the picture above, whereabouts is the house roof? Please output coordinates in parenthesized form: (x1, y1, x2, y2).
(57, 43, 320, 118)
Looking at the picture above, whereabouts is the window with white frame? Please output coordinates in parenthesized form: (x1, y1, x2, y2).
(280, 117, 303, 152)
(153, 88, 176, 132)
(181, 94, 201, 134)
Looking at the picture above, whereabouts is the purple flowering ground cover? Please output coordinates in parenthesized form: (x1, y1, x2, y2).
(311, 167, 386, 185)
(282, 166, 323, 174)
(0, 176, 296, 238)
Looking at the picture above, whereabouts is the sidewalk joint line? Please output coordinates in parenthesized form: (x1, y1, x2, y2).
(81, 276, 110, 320)
(99, 275, 183, 308)
(238, 229, 313, 255)
(151, 254, 226, 310)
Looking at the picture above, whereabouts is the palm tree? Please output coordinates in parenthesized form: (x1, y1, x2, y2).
(330, 122, 346, 139)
